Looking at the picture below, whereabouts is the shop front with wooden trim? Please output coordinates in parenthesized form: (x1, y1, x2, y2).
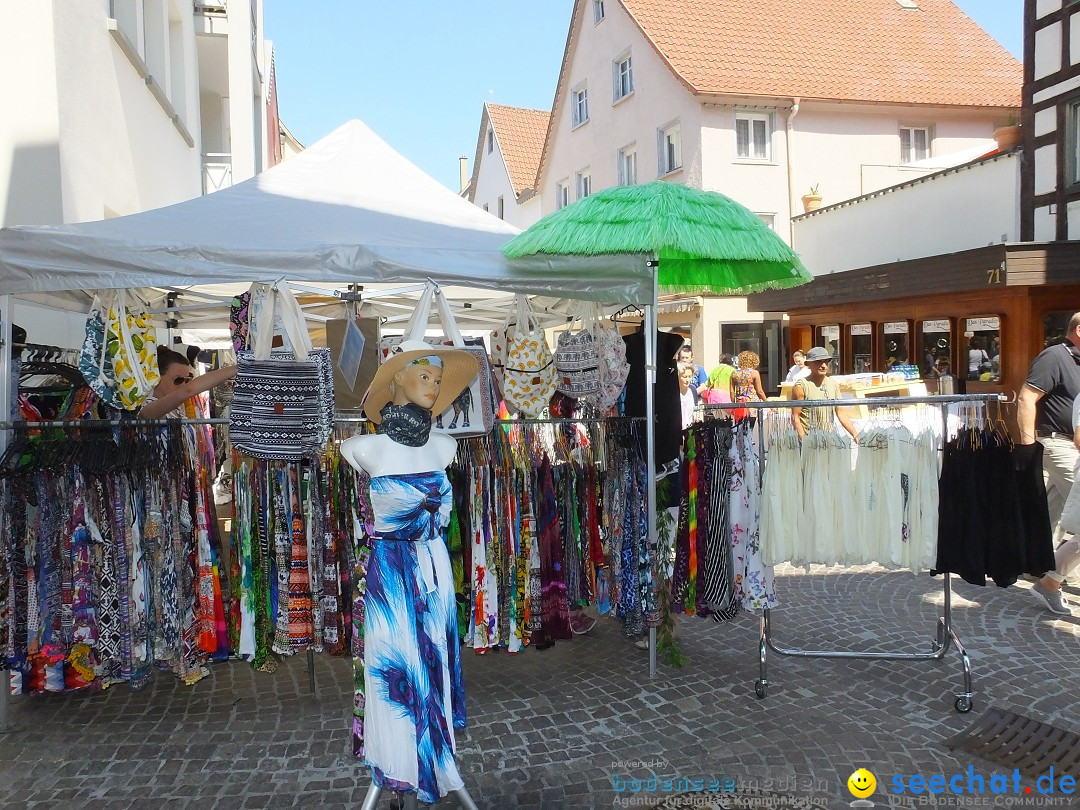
(748, 242, 1080, 398)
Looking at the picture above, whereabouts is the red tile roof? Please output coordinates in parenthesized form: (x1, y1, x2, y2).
(485, 104, 551, 197)
(620, 0, 1021, 107)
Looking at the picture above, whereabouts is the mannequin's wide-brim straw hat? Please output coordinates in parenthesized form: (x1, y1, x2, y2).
(363, 339, 478, 424)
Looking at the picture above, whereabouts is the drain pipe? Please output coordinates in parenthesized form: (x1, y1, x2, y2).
(785, 97, 801, 244)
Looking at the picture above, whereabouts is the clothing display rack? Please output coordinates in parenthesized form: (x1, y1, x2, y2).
(698, 392, 1006, 714)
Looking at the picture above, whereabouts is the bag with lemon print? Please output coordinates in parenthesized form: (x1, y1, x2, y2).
(82, 289, 160, 410)
(502, 294, 557, 417)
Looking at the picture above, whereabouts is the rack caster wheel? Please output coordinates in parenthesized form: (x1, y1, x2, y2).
(754, 680, 767, 699)
(954, 696, 973, 714)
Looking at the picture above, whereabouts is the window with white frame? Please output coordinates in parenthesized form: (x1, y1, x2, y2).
(618, 144, 637, 185)
(556, 179, 570, 209)
(576, 170, 592, 199)
(756, 213, 776, 230)
(1068, 99, 1080, 186)
(571, 84, 589, 128)
(613, 51, 633, 102)
(593, 0, 605, 23)
(735, 112, 771, 160)
(497, 196, 504, 219)
(487, 128, 494, 154)
(658, 122, 682, 174)
(900, 126, 930, 164)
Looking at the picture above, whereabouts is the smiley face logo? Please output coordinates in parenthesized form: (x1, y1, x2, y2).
(847, 768, 877, 798)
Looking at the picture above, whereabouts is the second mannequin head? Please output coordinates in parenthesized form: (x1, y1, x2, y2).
(389, 356, 443, 410)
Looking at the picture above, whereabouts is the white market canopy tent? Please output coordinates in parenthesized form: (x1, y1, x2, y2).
(0, 120, 652, 317)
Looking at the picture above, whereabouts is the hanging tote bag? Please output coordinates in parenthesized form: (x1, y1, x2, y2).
(79, 292, 125, 410)
(230, 283, 334, 460)
(79, 290, 160, 411)
(378, 284, 495, 438)
(588, 304, 631, 412)
(502, 295, 558, 417)
(105, 289, 160, 410)
(554, 306, 601, 400)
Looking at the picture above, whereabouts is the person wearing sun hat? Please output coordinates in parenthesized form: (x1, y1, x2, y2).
(791, 346, 859, 443)
(339, 338, 480, 806)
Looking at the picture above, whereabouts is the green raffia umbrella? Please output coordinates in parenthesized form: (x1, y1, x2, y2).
(502, 181, 812, 295)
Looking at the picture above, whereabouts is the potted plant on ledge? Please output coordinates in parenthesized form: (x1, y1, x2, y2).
(801, 184, 823, 213)
(993, 114, 1022, 151)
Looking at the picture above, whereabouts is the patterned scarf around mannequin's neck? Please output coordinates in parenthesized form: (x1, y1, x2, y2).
(377, 402, 432, 447)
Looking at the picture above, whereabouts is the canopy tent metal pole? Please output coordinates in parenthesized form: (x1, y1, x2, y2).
(645, 261, 659, 678)
(0, 294, 12, 733)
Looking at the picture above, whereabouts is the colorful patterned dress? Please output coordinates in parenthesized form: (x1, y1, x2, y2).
(363, 471, 466, 804)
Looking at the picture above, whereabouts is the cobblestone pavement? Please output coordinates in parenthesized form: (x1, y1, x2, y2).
(2, 566, 1079, 810)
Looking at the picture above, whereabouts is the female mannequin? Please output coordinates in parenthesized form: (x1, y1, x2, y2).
(340, 339, 479, 809)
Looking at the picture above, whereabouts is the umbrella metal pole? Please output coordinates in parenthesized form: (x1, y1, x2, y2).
(645, 263, 659, 678)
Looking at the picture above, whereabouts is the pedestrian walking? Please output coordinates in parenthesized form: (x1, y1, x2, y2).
(1019, 311, 1080, 614)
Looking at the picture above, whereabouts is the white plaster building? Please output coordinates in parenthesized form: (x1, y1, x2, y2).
(0, 0, 278, 230)
(530, 0, 1021, 388)
(466, 103, 549, 230)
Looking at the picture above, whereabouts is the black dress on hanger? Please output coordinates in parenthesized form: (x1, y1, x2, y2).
(622, 329, 683, 466)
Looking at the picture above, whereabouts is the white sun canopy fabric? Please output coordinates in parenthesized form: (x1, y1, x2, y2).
(0, 120, 650, 304)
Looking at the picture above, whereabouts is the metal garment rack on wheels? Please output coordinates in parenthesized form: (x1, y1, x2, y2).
(699, 392, 1006, 715)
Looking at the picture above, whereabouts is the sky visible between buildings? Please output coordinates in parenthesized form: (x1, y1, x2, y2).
(264, 0, 1023, 193)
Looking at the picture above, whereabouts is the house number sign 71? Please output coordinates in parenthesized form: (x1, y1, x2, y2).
(986, 265, 1003, 285)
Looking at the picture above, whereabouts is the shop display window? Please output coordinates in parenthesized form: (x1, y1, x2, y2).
(881, 321, 911, 371)
(849, 323, 873, 373)
(964, 316, 1001, 382)
(817, 325, 841, 373)
(919, 318, 952, 378)
(1043, 312, 1072, 349)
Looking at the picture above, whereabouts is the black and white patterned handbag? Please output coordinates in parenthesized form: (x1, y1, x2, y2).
(229, 283, 334, 460)
(554, 308, 601, 400)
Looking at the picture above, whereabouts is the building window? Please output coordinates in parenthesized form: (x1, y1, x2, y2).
(736, 112, 771, 160)
(556, 179, 570, 210)
(576, 170, 592, 199)
(613, 52, 633, 102)
(756, 213, 776, 230)
(482, 203, 489, 212)
(571, 84, 589, 128)
(497, 196, 504, 219)
(658, 122, 682, 174)
(593, 0, 605, 23)
(487, 128, 494, 154)
(900, 126, 930, 164)
(618, 145, 637, 185)
(1067, 98, 1080, 187)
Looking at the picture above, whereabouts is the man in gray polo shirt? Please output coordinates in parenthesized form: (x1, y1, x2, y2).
(1018, 311, 1080, 614)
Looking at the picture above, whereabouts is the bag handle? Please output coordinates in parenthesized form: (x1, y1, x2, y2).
(402, 283, 436, 343)
(252, 283, 310, 361)
(274, 282, 315, 357)
(515, 293, 539, 334)
(433, 286, 467, 348)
